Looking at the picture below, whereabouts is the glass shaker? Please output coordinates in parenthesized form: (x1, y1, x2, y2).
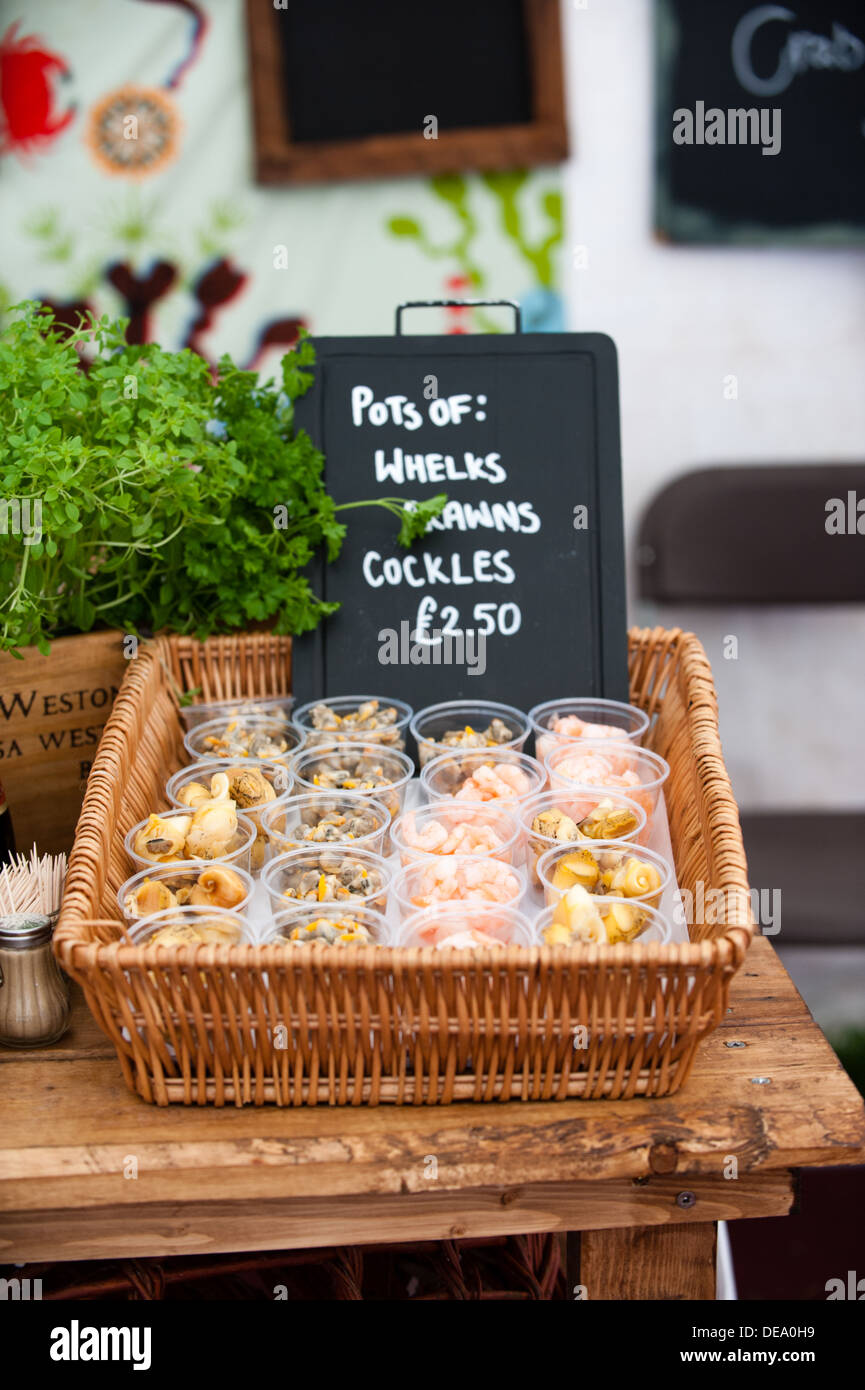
(0, 913, 70, 1048)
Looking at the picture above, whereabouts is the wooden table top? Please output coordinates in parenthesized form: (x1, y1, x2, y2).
(1, 936, 863, 1263)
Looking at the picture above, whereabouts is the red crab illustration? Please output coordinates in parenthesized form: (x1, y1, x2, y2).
(0, 22, 75, 157)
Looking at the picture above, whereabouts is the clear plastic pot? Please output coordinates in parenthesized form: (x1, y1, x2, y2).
(519, 789, 647, 887)
(410, 699, 530, 768)
(293, 695, 413, 751)
(261, 845, 392, 914)
(390, 801, 523, 866)
(536, 840, 672, 909)
(117, 862, 255, 923)
(165, 758, 294, 872)
(419, 748, 546, 806)
(183, 715, 303, 765)
(545, 739, 670, 826)
(262, 902, 393, 948)
(260, 792, 391, 861)
(290, 741, 414, 823)
(529, 697, 649, 763)
(129, 905, 254, 947)
(124, 810, 257, 873)
(396, 903, 535, 951)
(390, 854, 527, 920)
(534, 896, 672, 948)
(179, 695, 295, 733)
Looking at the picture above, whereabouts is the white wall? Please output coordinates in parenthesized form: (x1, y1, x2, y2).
(560, 0, 865, 809)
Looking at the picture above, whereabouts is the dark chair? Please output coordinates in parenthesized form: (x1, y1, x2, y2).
(636, 463, 865, 944)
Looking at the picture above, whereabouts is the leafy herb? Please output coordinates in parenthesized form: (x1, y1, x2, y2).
(0, 303, 446, 656)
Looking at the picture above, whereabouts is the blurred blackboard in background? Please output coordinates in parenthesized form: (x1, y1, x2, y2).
(246, 0, 567, 184)
(655, 0, 865, 244)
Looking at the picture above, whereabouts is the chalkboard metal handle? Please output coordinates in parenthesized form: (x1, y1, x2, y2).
(395, 299, 522, 334)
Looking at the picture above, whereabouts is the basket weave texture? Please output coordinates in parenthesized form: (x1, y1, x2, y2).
(55, 628, 753, 1107)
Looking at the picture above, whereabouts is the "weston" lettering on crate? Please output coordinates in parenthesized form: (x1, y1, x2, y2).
(0, 684, 120, 760)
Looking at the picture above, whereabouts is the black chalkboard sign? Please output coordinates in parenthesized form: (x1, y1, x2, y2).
(292, 315, 627, 713)
(655, 0, 865, 244)
(276, 0, 531, 144)
(245, 0, 567, 183)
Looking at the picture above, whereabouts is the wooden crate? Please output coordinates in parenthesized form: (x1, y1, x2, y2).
(55, 627, 754, 1106)
(0, 632, 129, 855)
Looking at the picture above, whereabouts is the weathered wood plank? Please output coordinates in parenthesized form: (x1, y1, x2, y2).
(0, 1174, 791, 1264)
(579, 1222, 718, 1300)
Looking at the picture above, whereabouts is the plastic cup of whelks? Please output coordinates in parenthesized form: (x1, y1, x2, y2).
(536, 840, 672, 910)
(290, 740, 414, 824)
(166, 758, 293, 808)
(390, 802, 523, 867)
(534, 895, 672, 948)
(182, 715, 304, 765)
(179, 695, 295, 733)
(165, 758, 294, 872)
(261, 902, 394, 949)
(410, 699, 530, 768)
(261, 845, 392, 914)
(390, 854, 527, 922)
(260, 792, 392, 862)
(117, 862, 255, 925)
(519, 789, 648, 887)
(419, 747, 547, 806)
(544, 739, 670, 826)
(529, 697, 649, 763)
(293, 695, 413, 751)
(128, 904, 255, 948)
(124, 809, 257, 874)
(396, 903, 535, 951)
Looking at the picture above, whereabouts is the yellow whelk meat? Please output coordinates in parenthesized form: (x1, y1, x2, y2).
(550, 847, 599, 892)
(133, 813, 192, 863)
(611, 856, 661, 900)
(578, 798, 639, 841)
(547, 885, 606, 945)
(184, 773, 238, 859)
(188, 865, 247, 909)
(600, 900, 647, 944)
(123, 878, 178, 917)
(177, 780, 211, 810)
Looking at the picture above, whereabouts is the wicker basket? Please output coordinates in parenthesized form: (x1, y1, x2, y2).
(55, 628, 753, 1107)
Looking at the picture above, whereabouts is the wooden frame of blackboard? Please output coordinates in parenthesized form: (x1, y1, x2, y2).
(293, 332, 628, 708)
(244, 0, 568, 185)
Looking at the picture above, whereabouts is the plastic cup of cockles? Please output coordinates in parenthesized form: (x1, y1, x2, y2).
(410, 699, 530, 768)
(179, 695, 295, 733)
(261, 901, 393, 949)
(293, 695, 413, 751)
(260, 792, 392, 861)
(261, 845, 392, 914)
(290, 740, 414, 827)
(183, 715, 304, 766)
